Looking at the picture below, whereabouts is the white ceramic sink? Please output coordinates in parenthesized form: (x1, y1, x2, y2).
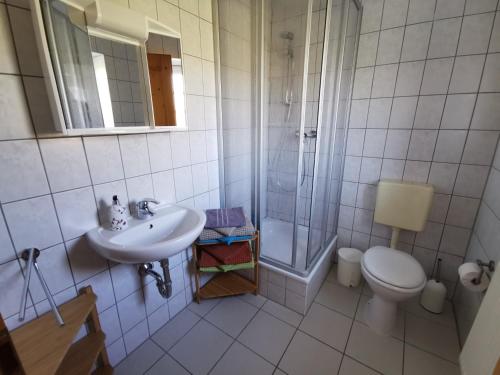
(86, 204, 206, 263)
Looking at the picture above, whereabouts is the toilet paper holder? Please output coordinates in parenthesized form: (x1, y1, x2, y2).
(472, 259, 495, 285)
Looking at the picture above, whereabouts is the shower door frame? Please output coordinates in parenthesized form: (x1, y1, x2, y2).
(250, 0, 363, 276)
(306, 0, 363, 270)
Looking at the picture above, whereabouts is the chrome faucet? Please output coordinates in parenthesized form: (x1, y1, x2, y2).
(136, 198, 160, 219)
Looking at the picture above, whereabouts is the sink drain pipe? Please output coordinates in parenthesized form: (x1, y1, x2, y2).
(138, 259, 172, 298)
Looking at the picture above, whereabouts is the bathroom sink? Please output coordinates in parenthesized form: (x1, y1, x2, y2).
(86, 204, 206, 263)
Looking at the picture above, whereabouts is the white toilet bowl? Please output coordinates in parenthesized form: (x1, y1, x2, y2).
(361, 246, 426, 336)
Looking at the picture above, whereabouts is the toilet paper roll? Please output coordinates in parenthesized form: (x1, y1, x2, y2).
(458, 262, 490, 292)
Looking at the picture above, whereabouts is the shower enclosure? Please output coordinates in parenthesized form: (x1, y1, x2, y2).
(216, 0, 361, 276)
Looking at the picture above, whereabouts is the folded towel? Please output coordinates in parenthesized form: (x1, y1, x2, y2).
(204, 242, 252, 265)
(198, 216, 255, 244)
(205, 207, 246, 228)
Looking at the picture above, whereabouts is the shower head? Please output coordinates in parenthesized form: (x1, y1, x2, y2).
(280, 31, 294, 40)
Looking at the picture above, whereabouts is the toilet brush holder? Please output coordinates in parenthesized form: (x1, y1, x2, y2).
(420, 258, 447, 314)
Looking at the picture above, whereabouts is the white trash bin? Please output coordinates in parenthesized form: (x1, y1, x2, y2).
(337, 247, 363, 288)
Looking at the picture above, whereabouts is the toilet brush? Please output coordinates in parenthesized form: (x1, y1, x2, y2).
(420, 258, 447, 314)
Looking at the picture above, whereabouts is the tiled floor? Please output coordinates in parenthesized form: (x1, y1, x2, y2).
(115, 266, 461, 375)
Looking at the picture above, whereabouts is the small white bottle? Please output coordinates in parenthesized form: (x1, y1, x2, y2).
(110, 195, 128, 231)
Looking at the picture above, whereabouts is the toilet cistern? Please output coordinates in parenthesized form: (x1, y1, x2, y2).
(374, 179, 434, 248)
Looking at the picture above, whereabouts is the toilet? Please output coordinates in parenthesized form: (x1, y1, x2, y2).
(361, 179, 433, 336)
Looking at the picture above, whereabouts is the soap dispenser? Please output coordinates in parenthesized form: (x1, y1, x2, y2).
(110, 195, 128, 231)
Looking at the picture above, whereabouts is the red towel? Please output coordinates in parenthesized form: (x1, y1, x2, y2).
(198, 242, 252, 267)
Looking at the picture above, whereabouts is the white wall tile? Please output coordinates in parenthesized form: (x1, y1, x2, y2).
(465, 0, 497, 14)
(407, 0, 436, 23)
(171, 132, 192, 168)
(357, 32, 379, 67)
(361, 0, 384, 33)
(458, 13, 495, 55)
(363, 129, 387, 157)
(395, 61, 425, 96)
(189, 131, 207, 163)
(179, 0, 198, 15)
(180, 10, 201, 57)
(381, 0, 409, 29)
(376, 28, 404, 65)
(462, 131, 499, 165)
(384, 129, 411, 159)
(352, 67, 374, 99)
(359, 157, 382, 184)
(39, 138, 91, 193)
(407, 130, 438, 161)
(174, 166, 194, 201)
(0, 140, 50, 203)
(117, 290, 147, 332)
(480, 53, 500, 92)
(429, 193, 451, 223)
(401, 22, 432, 62)
(428, 162, 459, 194)
(420, 58, 454, 95)
(119, 134, 151, 178)
(441, 94, 476, 129)
(489, 12, 500, 53)
(367, 98, 391, 128)
(428, 17, 462, 58)
(3, 195, 62, 252)
(350, 100, 369, 128)
(439, 225, 471, 256)
(471, 94, 500, 130)
(53, 186, 98, 241)
(449, 54, 485, 94)
(413, 95, 446, 129)
(183, 55, 204, 95)
(199, 0, 212, 21)
(84, 136, 124, 184)
(191, 163, 209, 195)
(185, 95, 205, 130)
(434, 0, 465, 20)
(66, 236, 107, 284)
(147, 133, 173, 173)
(381, 159, 405, 179)
(446, 196, 479, 228)
(158, 1, 181, 33)
(152, 170, 176, 204)
(389, 96, 418, 129)
(433, 130, 467, 163)
(454, 164, 489, 198)
(371, 64, 398, 98)
(403, 160, 431, 182)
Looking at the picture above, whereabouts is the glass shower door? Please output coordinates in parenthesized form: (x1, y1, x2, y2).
(306, 0, 361, 267)
(260, 0, 310, 268)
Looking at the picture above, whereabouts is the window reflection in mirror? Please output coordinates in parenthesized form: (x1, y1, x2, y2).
(146, 34, 185, 127)
(89, 36, 147, 128)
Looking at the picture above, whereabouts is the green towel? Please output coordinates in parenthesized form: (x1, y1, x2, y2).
(199, 260, 255, 273)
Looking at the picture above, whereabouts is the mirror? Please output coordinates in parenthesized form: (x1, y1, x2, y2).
(40, 0, 186, 133)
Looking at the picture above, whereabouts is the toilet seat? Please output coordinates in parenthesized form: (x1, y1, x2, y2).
(362, 246, 426, 289)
